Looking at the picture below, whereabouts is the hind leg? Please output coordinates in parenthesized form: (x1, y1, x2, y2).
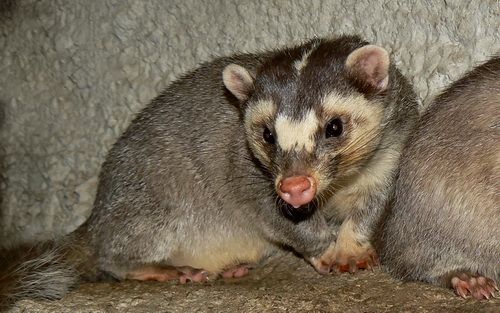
(126, 265, 209, 284)
(125, 264, 253, 283)
(439, 270, 498, 300)
(221, 264, 252, 278)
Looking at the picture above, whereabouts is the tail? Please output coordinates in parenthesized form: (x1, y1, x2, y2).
(0, 227, 95, 310)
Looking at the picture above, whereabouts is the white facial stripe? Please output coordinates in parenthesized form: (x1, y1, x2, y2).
(245, 99, 277, 129)
(293, 44, 318, 74)
(275, 110, 319, 152)
(321, 92, 383, 125)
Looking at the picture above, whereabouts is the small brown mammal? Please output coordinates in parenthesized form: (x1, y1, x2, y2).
(379, 57, 500, 299)
(0, 35, 419, 308)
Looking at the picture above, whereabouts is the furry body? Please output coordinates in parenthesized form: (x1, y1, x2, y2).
(1, 35, 419, 307)
(380, 57, 500, 299)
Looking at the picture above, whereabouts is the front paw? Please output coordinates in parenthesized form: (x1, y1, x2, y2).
(310, 240, 379, 274)
(309, 255, 332, 275)
(331, 242, 379, 273)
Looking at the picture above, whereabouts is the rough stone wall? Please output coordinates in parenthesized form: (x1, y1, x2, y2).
(0, 0, 499, 243)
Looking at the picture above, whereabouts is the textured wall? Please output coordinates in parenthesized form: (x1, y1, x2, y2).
(1, 0, 499, 244)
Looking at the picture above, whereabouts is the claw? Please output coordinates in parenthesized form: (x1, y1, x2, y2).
(481, 291, 490, 300)
(457, 288, 468, 299)
(311, 240, 379, 275)
(334, 250, 379, 273)
(450, 272, 498, 300)
(221, 265, 251, 279)
(348, 259, 358, 273)
(179, 269, 210, 284)
(337, 263, 350, 273)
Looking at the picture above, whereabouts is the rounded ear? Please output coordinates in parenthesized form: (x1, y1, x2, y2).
(345, 45, 390, 92)
(222, 64, 254, 102)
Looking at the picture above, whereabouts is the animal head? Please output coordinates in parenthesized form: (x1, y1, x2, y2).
(223, 36, 390, 217)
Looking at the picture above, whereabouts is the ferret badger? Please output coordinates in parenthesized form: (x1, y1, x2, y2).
(0, 35, 418, 308)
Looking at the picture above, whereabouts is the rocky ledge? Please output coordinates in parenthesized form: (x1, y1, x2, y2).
(9, 254, 499, 313)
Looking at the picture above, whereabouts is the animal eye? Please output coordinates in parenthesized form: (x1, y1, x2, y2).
(263, 127, 275, 144)
(325, 118, 343, 138)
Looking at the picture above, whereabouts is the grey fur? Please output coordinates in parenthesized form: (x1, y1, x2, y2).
(1, 35, 419, 306)
(12, 248, 77, 300)
(84, 35, 418, 277)
(379, 57, 500, 291)
(86, 47, 330, 276)
(0, 240, 82, 309)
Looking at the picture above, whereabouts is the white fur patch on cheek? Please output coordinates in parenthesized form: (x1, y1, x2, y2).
(275, 110, 318, 152)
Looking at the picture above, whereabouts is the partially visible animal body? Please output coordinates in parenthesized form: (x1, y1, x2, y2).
(0, 35, 419, 308)
(379, 57, 500, 299)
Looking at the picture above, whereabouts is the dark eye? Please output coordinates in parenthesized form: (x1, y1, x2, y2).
(325, 118, 343, 138)
(263, 127, 275, 144)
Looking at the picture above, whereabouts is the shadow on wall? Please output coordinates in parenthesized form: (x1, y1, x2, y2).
(0, 0, 17, 246)
(0, 0, 17, 18)
(0, 100, 6, 245)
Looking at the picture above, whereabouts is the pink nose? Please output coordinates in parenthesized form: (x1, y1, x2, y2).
(278, 175, 317, 208)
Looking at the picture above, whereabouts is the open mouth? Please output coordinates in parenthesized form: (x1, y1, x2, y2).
(276, 200, 318, 224)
